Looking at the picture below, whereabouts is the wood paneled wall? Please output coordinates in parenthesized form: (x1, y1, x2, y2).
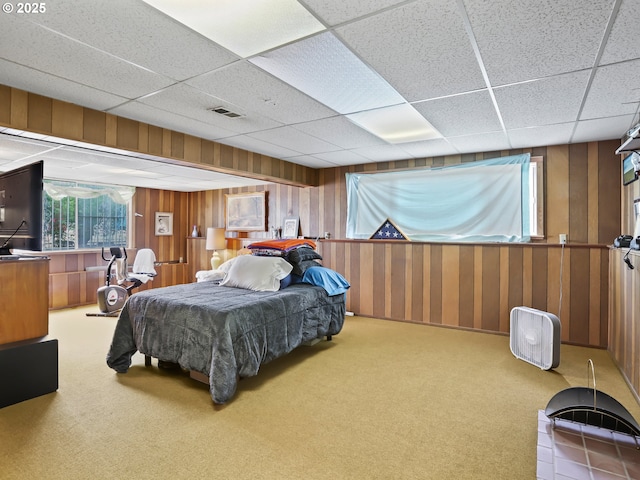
(608, 157, 640, 400)
(609, 249, 640, 397)
(194, 142, 620, 245)
(47, 249, 188, 310)
(48, 187, 190, 309)
(132, 188, 190, 263)
(319, 240, 608, 347)
(189, 140, 620, 348)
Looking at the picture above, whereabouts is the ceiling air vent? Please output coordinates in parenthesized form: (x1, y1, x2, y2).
(209, 107, 244, 118)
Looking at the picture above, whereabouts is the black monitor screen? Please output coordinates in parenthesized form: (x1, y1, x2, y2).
(0, 160, 43, 254)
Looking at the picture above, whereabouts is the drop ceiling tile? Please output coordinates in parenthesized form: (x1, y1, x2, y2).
(413, 90, 502, 137)
(42, 145, 119, 164)
(292, 116, 385, 149)
(44, 163, 119, 182)
(75, 163, 132, 176)
(122, 168, 168, 179)
(600, 0, 640, 65)
(109, 102, 238, 141)
(0, 135, 58, 160)
(99, 175, 166, 189)
(494, 71, 590, 130)
(0, 150, 20, 162)
(282, 155, 339, 169)
(220, 135, 302, 160)
(303, 0, 407, 26)
(187, 61, 336, 125)
(28, 0, 239, 81)
(143, 164, 201, 177)
(40, 156, 87, 171)
(0, 15, 173, 99)
(251, 32, 404, 114)
(507, 123, 575, 149)
(572, 115, 636, 144)
(447, 131, 510, 154)
(144, 0, 326, 58)
(351, 144, 415, 162)
(336, 1, 485, 101)
(464, 0, 612, 85)
(138, 83, 283, 134)
(0, 132, 274, 191)
(43, 168, 87, 183)
(580, 60, 640, 120)
(248, 126, 341, 155)
(0, 158, 46, 171)
(309, 149, 371, 166)
(0, 60, 128, 111)
(398, 138, 458, 159)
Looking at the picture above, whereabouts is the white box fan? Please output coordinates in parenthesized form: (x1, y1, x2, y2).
(510, 307, 561, 370)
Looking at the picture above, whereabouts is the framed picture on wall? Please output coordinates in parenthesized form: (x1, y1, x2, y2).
(225, 192, 266, 232)
(282, 217, 299, 239)
(155, 212, 173, 236)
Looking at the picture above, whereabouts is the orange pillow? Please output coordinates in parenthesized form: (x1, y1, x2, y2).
(247, 238, 316, 252)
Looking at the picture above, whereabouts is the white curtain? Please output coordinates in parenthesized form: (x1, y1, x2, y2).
(346, 153, 531, 243)
(44, 183, 135, 205)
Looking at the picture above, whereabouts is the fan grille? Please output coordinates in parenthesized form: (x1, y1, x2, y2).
(510, 307, 561, 370)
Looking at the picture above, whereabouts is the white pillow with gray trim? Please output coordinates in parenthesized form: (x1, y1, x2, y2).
(219, 255, 293, 292)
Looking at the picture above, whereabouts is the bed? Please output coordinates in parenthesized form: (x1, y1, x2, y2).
(106, 274, 347, 404)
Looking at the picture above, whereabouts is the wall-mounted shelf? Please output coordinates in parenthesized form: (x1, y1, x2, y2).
(616, 122, 640, 154)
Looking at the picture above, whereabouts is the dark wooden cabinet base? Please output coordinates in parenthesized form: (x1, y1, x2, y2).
(0, 338, 58, 408)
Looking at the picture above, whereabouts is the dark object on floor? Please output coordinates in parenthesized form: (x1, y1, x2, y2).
(0, 338, 58, 408)
(545, 387, 640, 437)
(157, 360, 181, 370)
(545, 359, 640, 438)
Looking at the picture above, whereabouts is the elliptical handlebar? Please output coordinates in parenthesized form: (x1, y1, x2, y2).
(102, 246, 127, 262)
(101, 246, 127, 286)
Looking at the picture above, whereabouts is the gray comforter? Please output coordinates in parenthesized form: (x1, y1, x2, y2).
(106, 282, 346, 404)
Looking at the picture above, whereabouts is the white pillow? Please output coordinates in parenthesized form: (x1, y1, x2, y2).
(195, 270, 226, 282)
(219, 255, 293, 292)
(221, 256, 243, 272)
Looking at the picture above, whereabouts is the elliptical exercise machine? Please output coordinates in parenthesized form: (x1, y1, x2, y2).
(95, 247, 130, 315)
(87, 246, 157, 317)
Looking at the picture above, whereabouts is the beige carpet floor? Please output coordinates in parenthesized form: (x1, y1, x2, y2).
(1, 306, 639, 480)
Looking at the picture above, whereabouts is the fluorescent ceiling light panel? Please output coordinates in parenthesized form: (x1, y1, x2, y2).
(142, 0, 325, 58)
(250, 32, 405, 114)
(347, 104, 442, 144)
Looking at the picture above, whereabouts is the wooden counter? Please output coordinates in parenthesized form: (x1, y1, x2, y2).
(0, 256, 49, 345)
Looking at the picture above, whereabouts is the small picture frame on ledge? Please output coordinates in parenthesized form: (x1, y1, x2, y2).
(155, 212, 173, 236)
(282, 217, 299, 239)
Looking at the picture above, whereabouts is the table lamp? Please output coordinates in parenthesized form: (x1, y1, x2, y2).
(205, 227, 226, 270)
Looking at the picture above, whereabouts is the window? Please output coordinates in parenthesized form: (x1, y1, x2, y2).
(346, 153, 543, 243)
(529, 156, 544, 239)
(43, 180, 134, 251)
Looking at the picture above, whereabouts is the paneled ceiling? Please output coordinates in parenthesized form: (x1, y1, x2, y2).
(0, 0, 638, 191)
